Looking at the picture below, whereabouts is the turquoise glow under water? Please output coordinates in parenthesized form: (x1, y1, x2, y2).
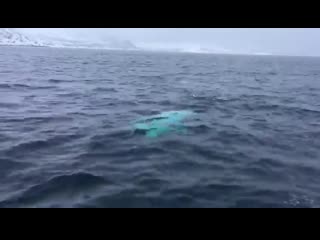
(134, 110, 194, 138)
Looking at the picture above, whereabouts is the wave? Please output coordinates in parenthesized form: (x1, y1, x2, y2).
(0, 173, 107, 208)
(3, 134, 84, 157)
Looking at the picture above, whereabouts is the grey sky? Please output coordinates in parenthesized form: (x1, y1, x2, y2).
(19, 28, 320, 56)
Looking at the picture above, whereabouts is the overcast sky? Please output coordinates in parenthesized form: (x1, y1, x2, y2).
(19, 28, 320, 56)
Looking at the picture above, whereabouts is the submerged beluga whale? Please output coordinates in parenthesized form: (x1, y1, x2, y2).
(133, 110, 194, 138)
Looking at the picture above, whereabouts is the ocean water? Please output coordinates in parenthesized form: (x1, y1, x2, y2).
(1, 46, 320, 208)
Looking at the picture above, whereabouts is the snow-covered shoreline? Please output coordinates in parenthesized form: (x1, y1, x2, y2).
(0, 28, 138, 51)
(0, 28, 277, 56)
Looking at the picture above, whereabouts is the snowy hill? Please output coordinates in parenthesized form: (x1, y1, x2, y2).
(0, 28, 45, 47)
(0, 28, 137, 50)
(1, 29, 247, 55)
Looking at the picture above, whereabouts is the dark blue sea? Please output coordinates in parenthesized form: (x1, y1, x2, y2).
(1, 46, 320, 208)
